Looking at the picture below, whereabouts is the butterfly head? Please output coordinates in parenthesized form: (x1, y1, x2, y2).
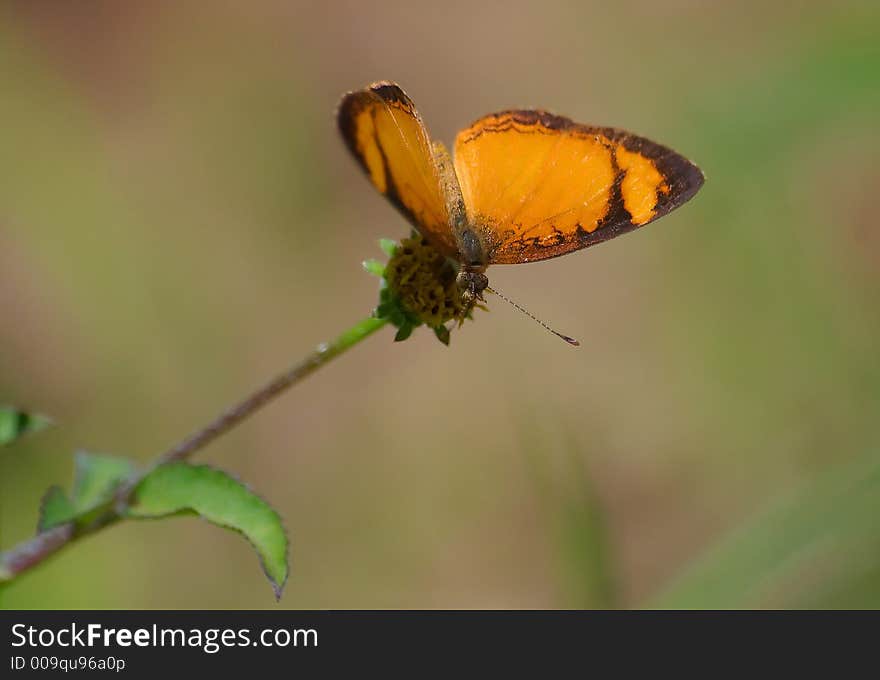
(456, 268, 488, 310)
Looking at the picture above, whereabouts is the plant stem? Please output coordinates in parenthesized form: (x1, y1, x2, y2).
(0, 315, 389, 584)
(156, 315, 388, 467)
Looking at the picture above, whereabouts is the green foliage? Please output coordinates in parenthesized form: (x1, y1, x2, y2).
(361, 258, 386, 277)
(548, 454, 616, 609)
(432, 325, 451, 346)
(126, 463, 289, 600)
(521, 422, 616, 609)
(0, 407, 51, 446)
(71, 453, 133, 517)
(38, 452, 134, 531)
(37, 487, 75, 532)
(650, 450, 880, 609)
(377, 285, 424, 343)
(23, 449, 290, 599)
(1, 306, 388, 598)
(378, 238, 398, 258)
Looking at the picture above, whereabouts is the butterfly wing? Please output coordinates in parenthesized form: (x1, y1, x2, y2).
(453, 110, 704, 264)
(337, 82, 458, 256)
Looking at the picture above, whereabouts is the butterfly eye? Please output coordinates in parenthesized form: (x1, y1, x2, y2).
(455, 271, 488, 296)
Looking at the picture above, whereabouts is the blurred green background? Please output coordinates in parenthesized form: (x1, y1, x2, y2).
(1, 1, 878, 609)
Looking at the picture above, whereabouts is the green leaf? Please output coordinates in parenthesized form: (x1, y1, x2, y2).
(375, 301, 394, 319)
(378, 238, 398, 257)
(0, 407, 52, 446)
(71, 451, 134, 511)
(394, 325, 414, 342)
(38, 486, 76, 531)
(126, 463, 289, 600)
(362, 259, 385, 277)
(36, 451, 135, 530)
(401, 308, 423, 328)
(649, 450, 880, 609)
(433, 325, 451, 346)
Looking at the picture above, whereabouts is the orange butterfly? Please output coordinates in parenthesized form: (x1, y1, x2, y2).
(338, 81, 704, 343)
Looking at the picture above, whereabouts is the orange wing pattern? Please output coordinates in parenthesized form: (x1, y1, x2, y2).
(337, 82, 457, 256)
(454, 110, 704, 264)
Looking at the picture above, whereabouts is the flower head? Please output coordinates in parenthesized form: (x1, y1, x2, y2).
(364, 234, 483, 345)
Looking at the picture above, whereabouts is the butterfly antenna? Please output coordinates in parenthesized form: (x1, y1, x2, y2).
(485, 286, 580, 347)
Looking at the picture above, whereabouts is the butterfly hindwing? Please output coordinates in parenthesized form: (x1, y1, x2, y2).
(337, 82, 458, 256)
(453, 110, 704, 264)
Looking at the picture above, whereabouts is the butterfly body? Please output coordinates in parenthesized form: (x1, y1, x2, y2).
(338, 81, 704, 316)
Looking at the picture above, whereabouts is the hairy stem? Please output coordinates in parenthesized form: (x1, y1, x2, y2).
(0, 316, 389, 584)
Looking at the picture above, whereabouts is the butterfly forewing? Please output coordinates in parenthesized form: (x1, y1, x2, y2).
(453, 110, 704, 265)
(337, 82, 458, 256)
